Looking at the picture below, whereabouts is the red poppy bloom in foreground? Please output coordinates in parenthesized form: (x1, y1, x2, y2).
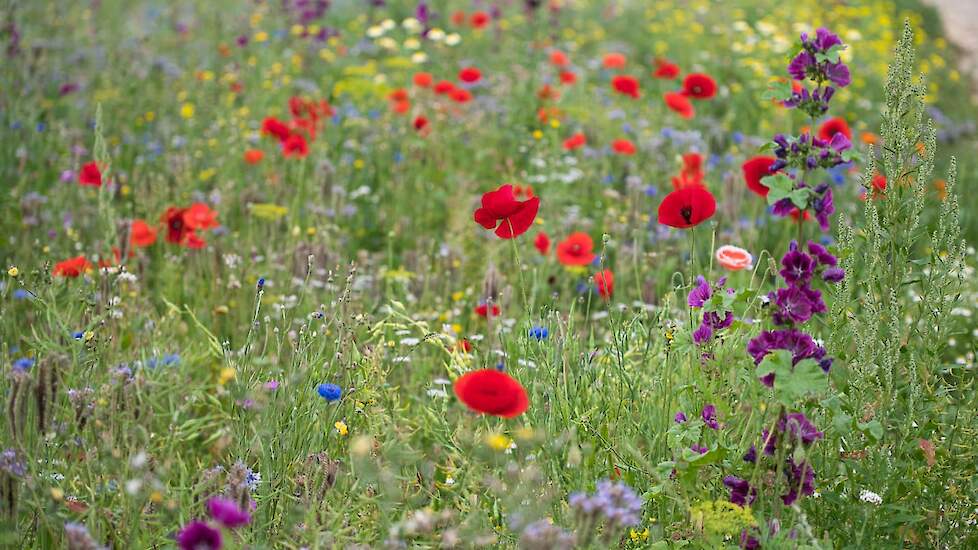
(459, 66, 482, 83)
(474, 303, 501, 317)
(657, 186, 716, 229)
(563, 133, 586, 150)
(681, 73, 717, 99)
(595, 269, 614, 299)
(818, 117, 851, 141)
(653, 58, 680, 79)
(534, 232, 551, 255)
(556, 232, 596, 266)
(473, 184, 540, 239)
(53, 255, 93, 277)
(742, 156, 778, 197)
(78, 162, 102, 187)
(130, 219, 157, 248)
(612, 139, 636, 155)
(664, 92, 694, 118)
(454, 369, 529, 418)
(612, 75, 641, 98)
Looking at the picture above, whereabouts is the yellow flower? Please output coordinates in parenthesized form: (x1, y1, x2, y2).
(180, 103, 195, 119)
(629, 528, 650, 542)
(219, 367, 236, 385)
(249, 203, 289, 220)
(486, 433, 512, 452)
(254, 31, 268, 43)
(7, 266, 18, 277)
(335, 420, 349, 436)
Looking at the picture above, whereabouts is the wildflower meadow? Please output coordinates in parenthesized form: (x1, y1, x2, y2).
(3, 1, 978, 548)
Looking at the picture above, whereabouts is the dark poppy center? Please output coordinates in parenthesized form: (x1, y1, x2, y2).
(571, 244, 581, 254)
(692, 85, 701, 94)
(680, 206, 693, 224)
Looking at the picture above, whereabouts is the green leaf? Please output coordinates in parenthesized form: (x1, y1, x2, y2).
(756, 351, 829, 405)
(815, 44, 844, 64)
(762, 174, 795, 206)
(841, 148, 862, 163)
(857, 420, 884, 441)
(789, 188, 811, 209)
(761, 79, 793, 102)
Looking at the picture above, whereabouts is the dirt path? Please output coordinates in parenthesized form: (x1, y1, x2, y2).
(922, 0, 978, 88)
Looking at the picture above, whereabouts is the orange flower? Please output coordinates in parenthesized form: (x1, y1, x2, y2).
(243, 149, 264, 164)
(602, 52, 626, 69)
(130, 220, 158, 248)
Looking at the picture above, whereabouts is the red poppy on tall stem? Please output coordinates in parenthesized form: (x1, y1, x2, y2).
(657, 186, 716, 228)
(454, 369, 529, 418)
(603, 52, 626, 69)
(459, 67, 482, 83)
(563, 133, 586, 150)
(818, 117, 851, 141)
(595, 269, 614, 299)
(53, 255, 93, 277)
(534, 232, 550, 255)
(413, 72, 433, 88)
(473, 184, 540, 239)
(742, 156, 778, 198)
(282, 134, 309, 157)
(681, 73, 717, 99)
(261, 117, 291, 142)
(664, 92, 695, 118)
(612, 75, 640, 98)
(474, 303, 501, 318)
(470, 11, 490, 28)
(653, 58, 680, 79)
(612, 139, 636, 155)
(556, 232, 596, 266)
(130, 220, 157, 248)
(78, 162, 103, 187)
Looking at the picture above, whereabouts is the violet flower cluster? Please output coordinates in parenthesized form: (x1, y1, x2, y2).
(687, 276, 734, 346)
(785, 27, 851, 117)
(176, 497, 251, 550)
(569, 480, 643, 530)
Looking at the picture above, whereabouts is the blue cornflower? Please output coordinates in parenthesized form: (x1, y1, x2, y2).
(257, 277, 265, 289)
(529, 326, 549, 341)
(317, 383, 342, 402)
(72, 331, 84, 340)
(13, 289, 30, 300)
(12, 357, 34, 371)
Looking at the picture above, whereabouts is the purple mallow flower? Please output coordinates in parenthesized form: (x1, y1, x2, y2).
(701, 404, 720, 430)
(723, 475, 757, 506)
(207, 497, 251, 529)
(176, 521, 222, 550)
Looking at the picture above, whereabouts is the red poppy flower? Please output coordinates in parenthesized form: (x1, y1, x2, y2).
(451, 11, 466, 25)
(534, 232, 550, 255)
(742, 156, 777, 198)
(474, 303, 501, 317)
(244, 149, 264, 165)
(184, 203, 219, 230)
(453, 369, 529, 418)
(434, 80, 455, 95)
(78, 162, 102, 187)
(790, 208, 812, 222)
(550, 50, 569, 67)
(391, 99, 411, 114)
(672, 153, 705, 189)
(473, 184, 540, 239)
(163, 207, 189, 244)
(413, 72, 433, 88)
(664, 92, 695, 118)
(389, 88, 409, 102)
(537, 84, 560, 101)
(818, 117, 851, 141)
(512, 185, 534, 199)
(653, 58, 680, 79)
(602, 52, 626, 69)
(459, 67, 482, 83)
(612, 75, 640, 98)
(282, 134, 309, 157)
(130, 219, 157, 248)
(413, 115, 429, 131)
(261, 117, 291, 142)
(559, 71, 577, 85)
(681, 73, 717, 99)
(556, 232, 596, 266)
(455, 338, 473, 353)
(450, 88, 473, 103)
(657, 186, 716, 228)
(563, 133, 586, 150)
(612, 139, 636, 155)
(470, 11, 490, 28)
(595, 269, 614, 299)
(53, 255, 93, 278)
